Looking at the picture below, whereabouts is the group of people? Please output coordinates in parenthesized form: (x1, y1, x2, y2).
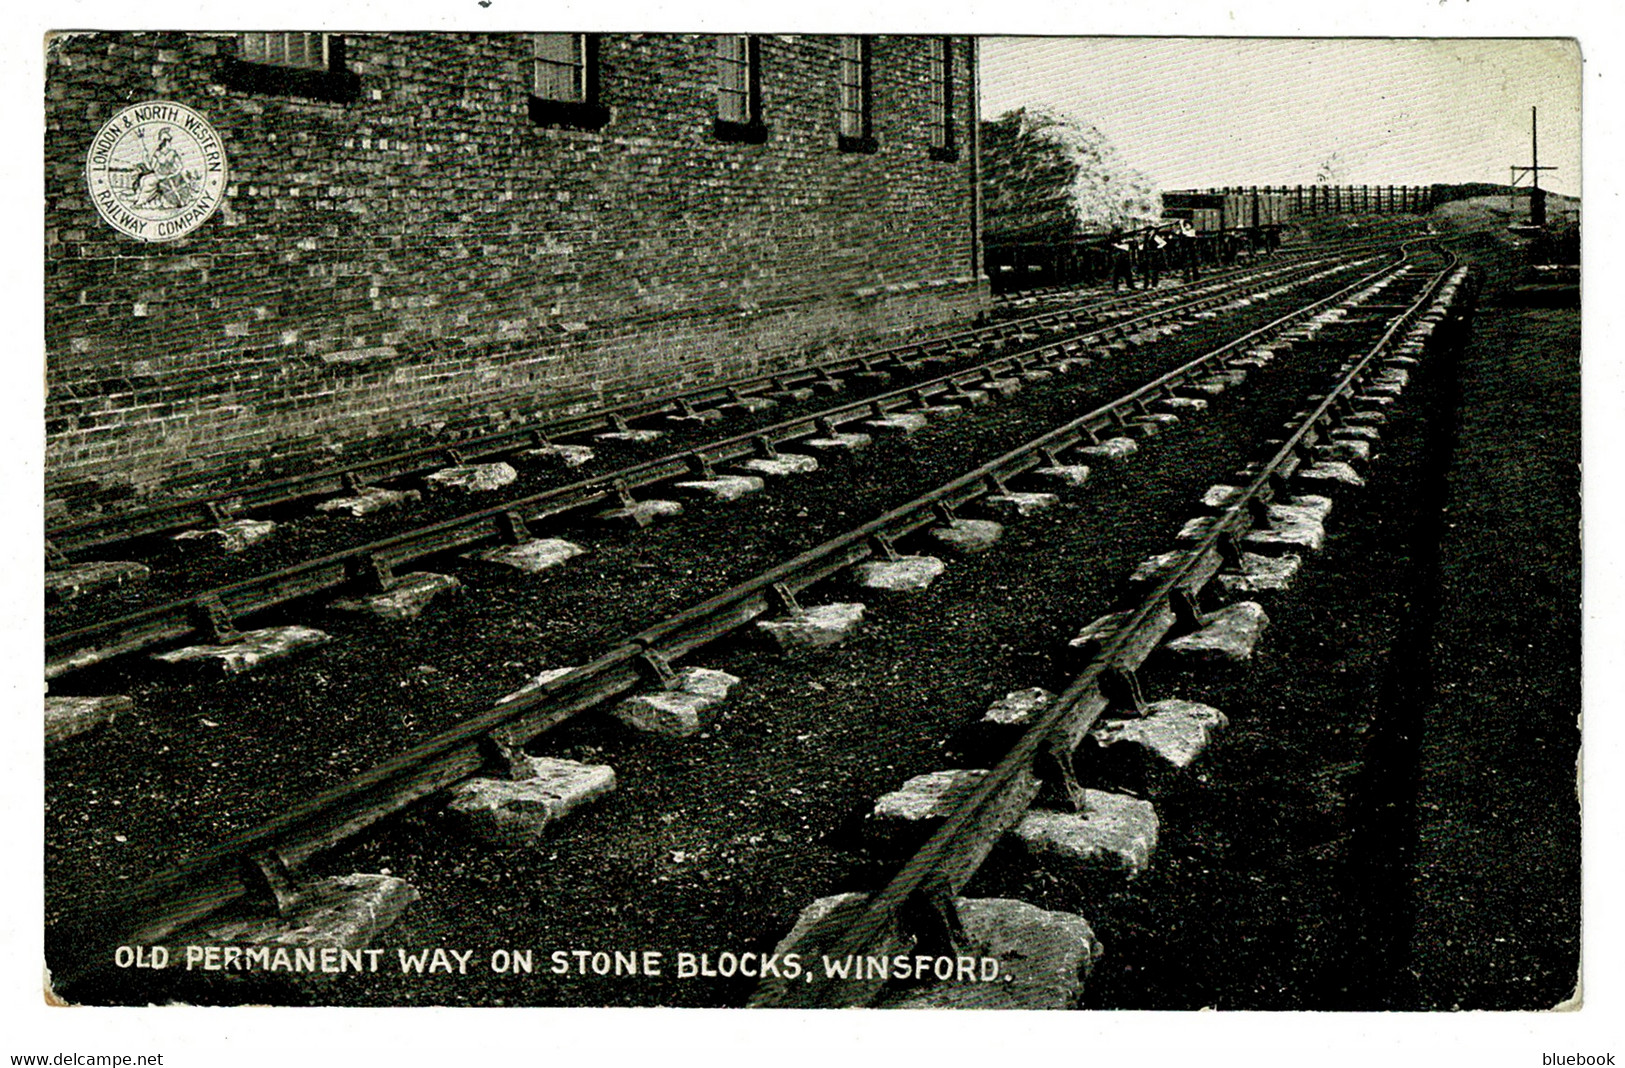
(988, 222, 1285, 294)
(1106, 222, 1281, 291)
(1108, 223, 1200, 290)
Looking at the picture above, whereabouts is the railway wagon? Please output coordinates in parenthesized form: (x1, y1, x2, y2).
(1160, 205, 1223, 232)
(1161, 191, 1224, 230)
(1164, 189, 1290, 233)
(1253, 191, 1290, 228)
(983, 234, 1115, 292)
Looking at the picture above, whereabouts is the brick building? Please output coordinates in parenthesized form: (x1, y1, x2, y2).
(44, 32, 988, 501)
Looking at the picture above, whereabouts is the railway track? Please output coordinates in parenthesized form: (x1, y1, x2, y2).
(751, 244, 1473, 1008)
(46, 238, 1473, 1006)
(988, 248, 1320, 315)
(45, 250, 1348, 564)
(45, 251, 1376, 678)
(988, 237, 1399, 317)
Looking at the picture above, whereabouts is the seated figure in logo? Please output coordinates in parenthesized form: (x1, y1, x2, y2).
(130, 128, 197, 210)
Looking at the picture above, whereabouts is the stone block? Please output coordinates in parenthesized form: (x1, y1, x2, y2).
(720, 395, 778, 414)
(1013, 791, 1159, 876)
(665, 407, 724, 425)
(855, 555, 945, 591)
(1175, 514, 1218, 543)
(1068, 604, 1176, 672)
(597, 498, 683, 528)
(943, 388, 990, 407)
(314, 486, 421, 518)
(867, 769, 988, 854)
(518, 443, 595, 467)
(611, 667, 740, 737)
(45, 560, 150, 602)
(1332, 425, 1382, 444)
(757, 602, 865, 656)
(1128, 548, 1190, 586)
(595, 428, 664, 444)
(1085, 698, 1228, 780)
(1287, 494, 1334, 522)
(672, 474, 764, 502)
(767, 891, 867, 962)
(980, 687, 1055, 728)
(1164, 601, 1270, 663)
(1315, 439, 1371, 465)
(1033, 464, 1091, 488)
(613, 690, 712, 736)
(1128, 413, 1180, 437)
(1296, 461, 1366, 492)
(172, 519, 277, 554)
(330, 572, 461, 620)
(872, 768, 985, 822)
(153, 626, 330, 674)
(801, 431, 872, 452)
(1243, 501, 1327, 554)
(1155, 396, 1209, 413)
(672, 666, 738, 700)
(984, 492, 1059, 517)
(864, 413, 929, 436)
(1216, 552, 1302, 596)
(465, 537, 585, 574)
(190, 873, 418, 954)
(739, 453, 818, 477)
(878, 898, 1103, 1010)
(424, 462, 518, 494)
(1183, 375, 1232, 395)
(1125, 545, 1222, 599)
(929, 518, 1003, 554)
(45, 694, 131, 745)
(1076, 437, 1137, 462)
(446, 756, 616, 847)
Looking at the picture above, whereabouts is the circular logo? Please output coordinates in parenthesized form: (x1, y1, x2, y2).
(85, 101, 228, 242)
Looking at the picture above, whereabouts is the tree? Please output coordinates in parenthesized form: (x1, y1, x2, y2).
(981, 107, 1159, 244)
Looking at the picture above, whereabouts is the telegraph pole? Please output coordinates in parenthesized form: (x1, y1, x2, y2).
(1510, 105, 1558, 228)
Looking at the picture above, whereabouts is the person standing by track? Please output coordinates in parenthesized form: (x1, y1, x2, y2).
(1109, 228, 1138, 290)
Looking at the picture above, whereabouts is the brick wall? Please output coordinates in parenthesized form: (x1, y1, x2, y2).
(44, 32, 989, 497)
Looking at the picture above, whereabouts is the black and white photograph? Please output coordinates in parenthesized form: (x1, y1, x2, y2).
(11, 0, 1615, 1062)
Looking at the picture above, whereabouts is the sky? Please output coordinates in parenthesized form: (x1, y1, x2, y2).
(981, 38, 1582, 198)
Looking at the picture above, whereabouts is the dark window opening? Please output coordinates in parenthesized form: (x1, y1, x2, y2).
(929, 36, 958, 161)
(244, 32, 328, 69)
(837, 36, 876, 154)
(218, 32, 360, 103)
(528, 33, 609, 130)
(714, 34, 767, 143)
